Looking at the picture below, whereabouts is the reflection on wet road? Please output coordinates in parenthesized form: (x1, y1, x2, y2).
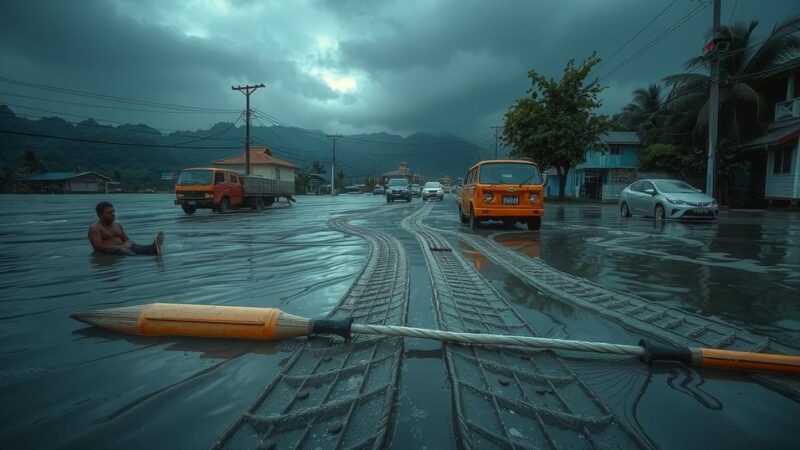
(1, 194, 799, 449)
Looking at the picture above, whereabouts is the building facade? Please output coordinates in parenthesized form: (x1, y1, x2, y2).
(544, 131, 641, 201)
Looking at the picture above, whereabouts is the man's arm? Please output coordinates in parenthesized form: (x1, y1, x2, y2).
(118, 224, 132, 248)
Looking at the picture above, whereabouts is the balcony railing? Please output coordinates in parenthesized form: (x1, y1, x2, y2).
(775, 97, 800, 122)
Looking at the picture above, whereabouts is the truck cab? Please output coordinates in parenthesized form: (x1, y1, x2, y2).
(174, 168, 244, 214)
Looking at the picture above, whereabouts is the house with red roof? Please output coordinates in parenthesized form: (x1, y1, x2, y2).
(212, 147, 299, 184)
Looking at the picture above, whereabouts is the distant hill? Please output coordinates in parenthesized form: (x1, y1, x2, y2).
(0, 105, 493, 190)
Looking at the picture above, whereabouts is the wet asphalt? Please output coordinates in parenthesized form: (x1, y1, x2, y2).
(0, 193, 798, 449)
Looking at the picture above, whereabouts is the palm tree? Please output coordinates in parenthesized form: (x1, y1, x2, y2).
(617, 83, 666, 145)
(664, 16, 800, 143)
(662, 16, 800, 203)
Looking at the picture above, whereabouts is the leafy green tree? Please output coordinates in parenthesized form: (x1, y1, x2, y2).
(20, 150, 48, 174)
(638, 143, 705, 177)
(335, 169, 346, 192)
(310, 161, 326, 174)
(502, 54, 612, 199)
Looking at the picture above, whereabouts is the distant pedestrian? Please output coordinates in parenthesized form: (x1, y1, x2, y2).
(88, 201, 163, 256)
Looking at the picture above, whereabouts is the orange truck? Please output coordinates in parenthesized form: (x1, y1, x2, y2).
(174, 167, 294, 214)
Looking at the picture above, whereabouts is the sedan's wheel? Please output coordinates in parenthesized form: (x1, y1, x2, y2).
(620, 202, 631, 218)
(654, 204, 665, 221)
(469, 206, 480, 230)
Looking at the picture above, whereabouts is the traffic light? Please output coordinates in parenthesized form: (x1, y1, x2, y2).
(703, 35, 731, 55)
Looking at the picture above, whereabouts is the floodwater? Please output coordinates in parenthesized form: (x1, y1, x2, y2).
(1, 193, 799, 449)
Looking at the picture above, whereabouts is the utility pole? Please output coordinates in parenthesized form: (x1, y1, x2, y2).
(491, 126, 502, 159)
(706, 0, 721, 197)
(327, 134, 342, 195)
(231, 83, 265, 175)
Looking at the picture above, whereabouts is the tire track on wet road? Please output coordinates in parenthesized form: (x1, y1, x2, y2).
(215, 208, 410, 449)
(404, 203, 653, 449)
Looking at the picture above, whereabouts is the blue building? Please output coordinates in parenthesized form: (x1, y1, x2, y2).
(544, 131, 641, 201)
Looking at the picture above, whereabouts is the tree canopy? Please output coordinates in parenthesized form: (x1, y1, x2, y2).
(502, 53, 611, 199)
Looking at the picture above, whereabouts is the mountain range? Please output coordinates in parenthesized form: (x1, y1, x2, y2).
(0, 105, 500, 188)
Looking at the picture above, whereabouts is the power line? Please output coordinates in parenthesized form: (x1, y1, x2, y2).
(0, 75, 239, 113)
(591, 0, 678, 76)
(598, 2, 710, 82)
(0, 128, 243, 149)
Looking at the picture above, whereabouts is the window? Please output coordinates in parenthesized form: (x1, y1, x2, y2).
(214, 172, 225, 184)
(229, 174, 239, 184)
(629, 181, 643, 192)
(641, 181, 655, 192)
(276, 168, 281, 180)
(478, 163, 542, 184)
(610, 145, 621, 156)
(773, 147, 794, 174)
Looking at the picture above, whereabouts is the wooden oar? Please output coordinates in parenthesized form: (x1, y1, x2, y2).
(70, 303, 800, 375)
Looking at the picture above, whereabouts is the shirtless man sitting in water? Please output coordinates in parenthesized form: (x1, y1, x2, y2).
(88, 201, 164, 256)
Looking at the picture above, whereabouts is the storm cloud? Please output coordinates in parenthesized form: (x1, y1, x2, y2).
(0, 0, 796, 142)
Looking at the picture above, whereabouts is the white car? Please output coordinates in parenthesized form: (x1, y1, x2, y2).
(619, 179, 718, 220)
(422, 182, 444, 201)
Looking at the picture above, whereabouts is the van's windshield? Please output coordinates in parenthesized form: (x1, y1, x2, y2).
(177, 170, 213, 186)
(479, 163, 541, 185)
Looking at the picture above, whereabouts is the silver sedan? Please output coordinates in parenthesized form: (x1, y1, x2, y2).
(619, 179, 718, 220)
(422, 182, 444, 201)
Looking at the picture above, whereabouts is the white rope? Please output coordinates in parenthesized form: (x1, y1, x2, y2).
(351, 324, 646, 357)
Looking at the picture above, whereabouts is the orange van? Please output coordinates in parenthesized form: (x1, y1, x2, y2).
(457, 159, 544, 230)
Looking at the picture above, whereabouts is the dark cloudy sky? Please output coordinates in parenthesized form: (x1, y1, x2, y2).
(0, 0, 796, 144)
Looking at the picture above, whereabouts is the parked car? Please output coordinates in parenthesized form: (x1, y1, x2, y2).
(410, 184, 422, 197)
(386, 178, 412, 202)
(373, 185, 386, 195)
(618, 179, 718, 220)
(422, 182, 444, 201)
(457, 159, 545, 230)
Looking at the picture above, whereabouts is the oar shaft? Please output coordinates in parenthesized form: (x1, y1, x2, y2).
(695, 348, 800, 374)
(351, 324, 646, 357)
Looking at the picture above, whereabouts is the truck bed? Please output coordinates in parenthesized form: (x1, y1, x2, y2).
(242, 175, 294, 196)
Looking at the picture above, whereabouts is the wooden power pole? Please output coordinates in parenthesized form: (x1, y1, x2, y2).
(232, 83, 265, 175)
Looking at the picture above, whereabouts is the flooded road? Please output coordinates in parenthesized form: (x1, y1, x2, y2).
(1, 193, 798, 449)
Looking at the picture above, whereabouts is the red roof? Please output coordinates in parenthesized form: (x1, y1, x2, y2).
(212, 147, 299, 169)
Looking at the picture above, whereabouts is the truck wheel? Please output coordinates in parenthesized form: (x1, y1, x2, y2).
(218, 198, 230, 213)
(182, 205, 196, 215)
(255, 198, 264, 210)
(527, 217, 541, 231)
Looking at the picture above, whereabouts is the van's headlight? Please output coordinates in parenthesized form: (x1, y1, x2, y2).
(483, 193, 494, 202)
(666, 198, 686, 205)
(529, 193, 539, 203)
(204, 193, 213, 199)
(176, 193, 184, 199)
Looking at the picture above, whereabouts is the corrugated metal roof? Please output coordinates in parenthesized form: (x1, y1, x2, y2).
(740, 118, 800, 150)
(599, 131, 640, 145)
(212, 146, 299, 169)
(22, 171, 110, 181)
